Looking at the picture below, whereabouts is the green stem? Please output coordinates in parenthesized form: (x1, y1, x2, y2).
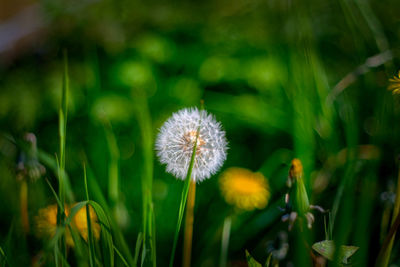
(376, 165, 400, 267)
(57, 49, 69, 267)
(84, 165, 96, 267)
(219, 216, 232, 267)
(103, 122, 120, 211)
(133, 89, 156, 267)
(169, 118, 202, 267)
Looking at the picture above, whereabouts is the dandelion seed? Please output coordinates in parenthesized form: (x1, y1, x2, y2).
(219, 167, 270, 210)
(155, 107, 227, 182)
(388, 71, 400, 95)
(34, 204, 100, 246)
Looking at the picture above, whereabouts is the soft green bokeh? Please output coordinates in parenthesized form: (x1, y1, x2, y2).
(0, 0, 399, 266)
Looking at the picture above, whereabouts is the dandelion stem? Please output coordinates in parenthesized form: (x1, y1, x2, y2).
(376, 163, 400, 267)
(182, 180, 196, 267)
(219, 215, 232, 267)
(20, 180, 29, 233)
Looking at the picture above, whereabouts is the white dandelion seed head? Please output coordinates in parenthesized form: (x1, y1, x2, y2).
(155, 107, 228, 182)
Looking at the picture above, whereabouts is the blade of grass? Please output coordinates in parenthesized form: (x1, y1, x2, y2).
(67, 224, 85, 261)
(59, 49, 69, 205)
(375, 164, 400, 267)
(84, 165, 96, 267)
(219, 215, 232, 267)
(88, 200, 115, 266)
(376, 210, 400, 266)
(338, 0, 367, 61)
(103, 121, 120, 211)
(57, 49, 69, 266)
(38, 149, 75, 202)
(0, 246, 8, 266)
(55, 246, 71, 267)
(45, 178, 63, 210)
(54, 244, 60, 267)
(354, 0, 389, 53)
(331, 94, 358, 267)
(134, 232, 143, 266)
(168, 113, 202, 267)
(85, 163, 134, 266)
(114, 245, 130, 267)
(288, 43, 314, 267)
(61, 200, 114, 266)
(132, 89, 156, 267)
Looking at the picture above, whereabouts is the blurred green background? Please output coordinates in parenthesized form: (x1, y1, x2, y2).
(1, 0, 400, 266)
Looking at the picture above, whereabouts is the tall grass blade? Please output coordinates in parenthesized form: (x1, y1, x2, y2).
(59, 49, 69, 205)
(85, 163, 135, 266)
(219, 215, 232, 267)
(133, 90, 156, 267)
(0, 246, 8, 266)
(375, 165, 400, 267)
(354, 0, 389, 53)
(376, 211, 400, 266)
(168, 116, 202, 267)
(45, 178, 63, 211)
(88, 200, 115, 266)
(67, 224, 85, 262)
(134, 232, 143, 266)
(114, 245, 130, 267)
(103, 121, 120, 211)
(56, 49, 70, 266)
(84, 165, 96, 267)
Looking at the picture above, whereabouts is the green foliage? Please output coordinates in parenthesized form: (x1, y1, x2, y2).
(245, 250, 262, 267)
(1, 0, 400, 266)
(312, 240, 359, 265)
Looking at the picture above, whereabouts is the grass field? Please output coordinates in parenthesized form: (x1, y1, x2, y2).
(1, 0, 400, 266)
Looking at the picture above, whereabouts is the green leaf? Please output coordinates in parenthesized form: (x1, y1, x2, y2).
(168, 113, 202, 267)
(88, 200, 115, 267)
(114, 245, 130, 267)
(312, 240, 359, 264)
(245, 250, 262, 267)
(134, 232, 143, 266)
(0, 246, 8, 266)
(84, 166, 96, 267)
(85, 163, 134, 266)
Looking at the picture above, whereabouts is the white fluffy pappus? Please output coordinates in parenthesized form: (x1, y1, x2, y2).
(155, 108, 228, 182)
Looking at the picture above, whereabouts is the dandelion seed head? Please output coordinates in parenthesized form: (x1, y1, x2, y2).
(155, 107, 228, 182)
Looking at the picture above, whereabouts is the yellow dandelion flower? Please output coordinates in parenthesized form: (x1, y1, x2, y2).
(219, 167, 270, 211)
(34, 204, 100, 246)
(388, 71, 400, 95)
(72, 204, 101, 242)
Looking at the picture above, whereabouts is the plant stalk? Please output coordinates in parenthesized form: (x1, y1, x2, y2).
(376, 164, 400, 267)
(219, 215, 232, 267)
(182, 180, 196, 267)
(20, 180, 29, 233)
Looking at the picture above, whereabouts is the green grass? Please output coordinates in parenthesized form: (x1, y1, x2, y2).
(1, 0, 400, 266)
